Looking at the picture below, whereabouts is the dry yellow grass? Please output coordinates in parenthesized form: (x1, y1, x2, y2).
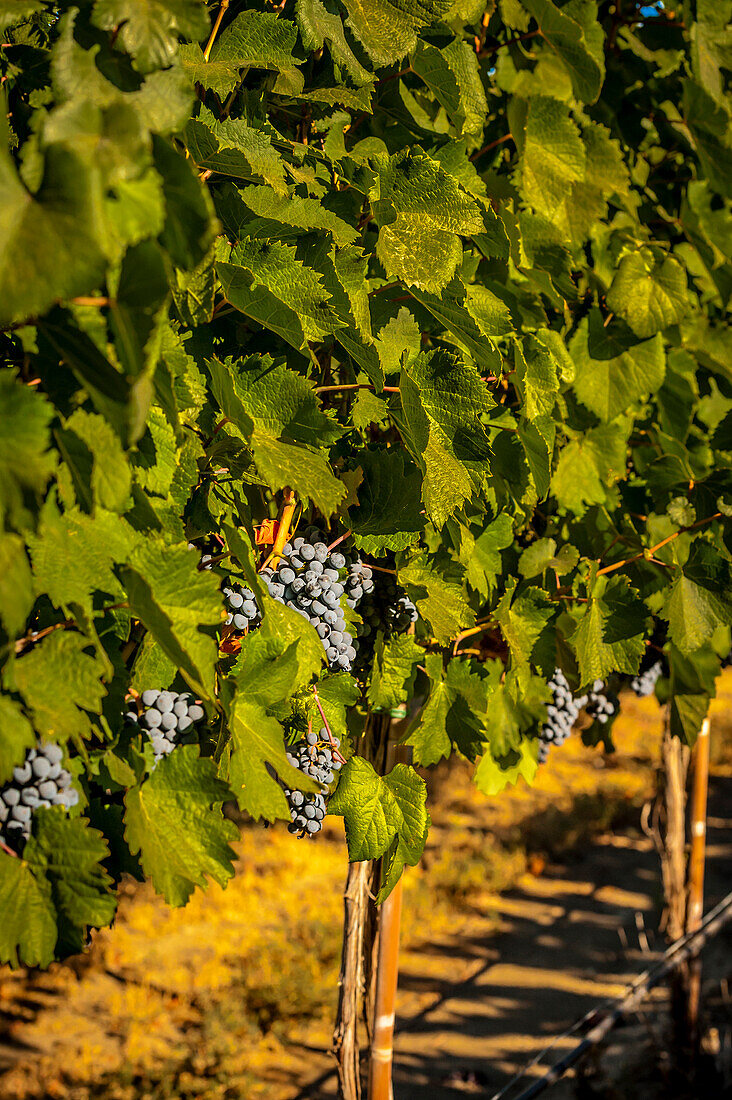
(1, 676, 730, 1100)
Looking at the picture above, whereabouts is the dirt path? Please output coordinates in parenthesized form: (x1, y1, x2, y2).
(390, 775, 732, 1099)
(295, 775, 732, 1099)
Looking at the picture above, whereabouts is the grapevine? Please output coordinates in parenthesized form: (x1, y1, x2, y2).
(0, 2, 730, 1094)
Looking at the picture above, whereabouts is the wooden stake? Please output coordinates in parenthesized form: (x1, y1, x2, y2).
(686, 715, 711, 1038)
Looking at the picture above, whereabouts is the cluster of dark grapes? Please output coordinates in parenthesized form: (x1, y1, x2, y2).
(126, 690, 206, 761)
(357, 578, 418, 643)
(259, 528, 359, 672)
(0, 743, 78, 851)
(194, 528, 419, 674)
(585, 680, 619, 725)
(223, 582, 262, 632)
(283, 727, 343, 837)
(538, 669, 588, 763)
(630, 657, 664, 698)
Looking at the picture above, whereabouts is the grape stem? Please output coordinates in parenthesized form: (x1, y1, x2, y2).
(203, 0, 229, 61)
(327, 530, 352, 552)
(312, 687, 347, 764)
(261, 488, 297, 570)
(451, 618, 495, 655)
(315, 383, 400, 394)
(596, 512, 723, 577)
(0, 839, 18, 858)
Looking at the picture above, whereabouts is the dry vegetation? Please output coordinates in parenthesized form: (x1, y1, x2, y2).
(1, 676, 731, 1100)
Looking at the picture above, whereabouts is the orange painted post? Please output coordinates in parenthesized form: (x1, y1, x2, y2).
(368, 724, 409, 1100)
(368, 873, 403, 1100)
(686, 715, 711, 1037)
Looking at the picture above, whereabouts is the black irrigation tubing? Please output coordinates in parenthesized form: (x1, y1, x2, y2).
(491, 888, 732, 1100)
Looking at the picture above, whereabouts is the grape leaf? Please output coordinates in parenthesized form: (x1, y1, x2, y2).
(571, 312, 666, 421)
(607, 251, 690, 338)
(571, 575, 648, 684)
(327, 755, 403, 860)
(473, 737, 538, 796)
(399, 348, 494, 526)
(91, 0, 210, 73)
(349, 448, 424, 555)
(0, 372, 57, 531)
(367, 634, 422, 710)
(227, 695, 315, 820)
(125, 746, 238, 906)
(122, 540, 223, 699)
(0, 851, 56, 968)
(0, 534, 33, 638)
(399, 551, 474, 644)
(15, 631, 106, 741)
(0, 695, 36, 785)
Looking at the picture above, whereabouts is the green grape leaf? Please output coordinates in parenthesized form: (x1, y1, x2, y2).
(667, 643, 719, 743)
(0, 140, 108, 328)
(217, 238, 343, 346)
(515, 334, 560, 420)
(125, 746, 238, 906)
(328, 755, 402, 860)
(519, 538, 579, 578)
(230, 600, 324, 709)
(399, 348, 494, 527)
(26, 810, 116, 954)
(296, 0, 373, 86)
(0, 695, 36, 785)
(606, 251, 690, 339)
(340, 0, 452, 65)
(122, 540, 223, 699)
(496, 582, 554, 665)
(15, 631, 106, 741)
(91, 0, 210, 73)
(228, 695, 314, 820)
(352, 390, 390, 433)
(378, 762, 429, 897)
(0, 372, 57, 531)
(552, 419, 629, 515)
(404, 654, 491, 765)
(208, 356, 346, 515)
(466, 513, 515, 598)
(571, 575, 648, 685)
(0, 850, 56, 968)
(240, 185, 359, 247)
(411, 38, 487, 136)
(210, 9, 301, 86)
(349, 448, 424, 555)
(28, 506, 132, 615)
(185, 113, 287, 193)
(571, 312, 666, 421)
(58, 409, 132, 513)
(0, 534, 33, 639)
(521, 0, 605, 103)
(664, 541, 732, 654)
(367, 634, 423, 710)
(473, 737, 538, 796)
(0, 2, 43, 33)
(372, 151, 483, 292)
(399, 551, 474, 644)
